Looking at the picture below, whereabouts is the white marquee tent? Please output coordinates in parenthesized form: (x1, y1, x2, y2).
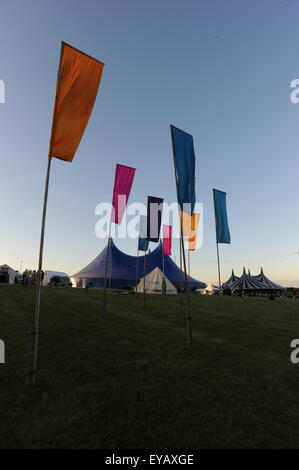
(42, 270, 69, 286)
(136, 267, 177, 294)
(0, 264, 18, 284)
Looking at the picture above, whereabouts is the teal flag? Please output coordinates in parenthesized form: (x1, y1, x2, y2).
(138, 215, 149, 252)
(213, 189, 231, 244)
(170, 125, 196, 215)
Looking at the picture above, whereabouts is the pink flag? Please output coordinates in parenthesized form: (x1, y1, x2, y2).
(163, 225, 172, 255)
(111, 164, 136, 224)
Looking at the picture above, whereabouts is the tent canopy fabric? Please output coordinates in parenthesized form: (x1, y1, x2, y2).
(0, 264, 18, 284)
(223, 269, 240, 288)
(137, 267, 177, 294)
(42, 270, 69, 286)
(224, 268, 285, 291)
(71, 238, 205, 289)
(205, 282, 219, 292)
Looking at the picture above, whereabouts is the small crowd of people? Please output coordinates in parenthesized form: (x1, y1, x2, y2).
(15, 269, 45, 287)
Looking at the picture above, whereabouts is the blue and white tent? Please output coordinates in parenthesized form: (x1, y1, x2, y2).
(225, 267, 285, 291)
(71, 238, 205, 290)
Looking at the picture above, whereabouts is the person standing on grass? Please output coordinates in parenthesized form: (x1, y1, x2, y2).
(162, 277, 166, 295)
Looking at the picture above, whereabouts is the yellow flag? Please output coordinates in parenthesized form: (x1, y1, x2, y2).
(181, 212, 200, 251)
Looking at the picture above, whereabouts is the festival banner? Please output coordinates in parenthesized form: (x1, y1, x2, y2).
(213, 189, 231, 244)
(49, 42, 104, 162)
(138, 215, 149, 252)
(111, 164, 136, 225)
(163, 225, 172, 255)
(170, 125, 196, 215)
(147, 196, 163, 242)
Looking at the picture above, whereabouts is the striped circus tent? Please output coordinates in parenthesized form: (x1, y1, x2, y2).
(230, 268, 265, 290)
(224, 267, 285, 291)
(223, 269, 239, 287)
(251, 267, 285, 290)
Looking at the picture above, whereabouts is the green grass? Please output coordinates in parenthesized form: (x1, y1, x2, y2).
(0, 284, 299, 448)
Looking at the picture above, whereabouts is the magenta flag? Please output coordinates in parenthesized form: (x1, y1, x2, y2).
(163, 225, 172, 255)
(111, 164, 136, 224)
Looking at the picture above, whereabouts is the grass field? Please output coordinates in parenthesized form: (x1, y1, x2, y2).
(0, 284, 299, 449)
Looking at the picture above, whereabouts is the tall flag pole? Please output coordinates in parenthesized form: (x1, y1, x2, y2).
(147, 195, 163, 293)
(213, 189, 231, 313)
(102, 163, 136, 315)
(135, 245, 139, 298)
(138, 215, 149, 308)
(163, 225, 172, 295)
(25, 42, 105, 386)
(162, 239, 165, 275)
(143, 248, 148, 308)
(170, 125, 196, 349)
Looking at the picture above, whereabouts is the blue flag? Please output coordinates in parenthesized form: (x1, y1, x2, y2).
(170, 125, 196, 215)
(213, 189, 231, 244)
(138, 215, 149, 252)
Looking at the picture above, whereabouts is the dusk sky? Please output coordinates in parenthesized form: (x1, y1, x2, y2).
(0, 0, 298, 286)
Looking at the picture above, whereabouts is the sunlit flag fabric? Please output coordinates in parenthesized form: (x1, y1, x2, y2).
(188, 214, 200, 251)
(147, 196, 163, 242)
(111, 164, 136, 225)
(163, 225, 172, 255)
(138, 215, 149, 252)
(170, 125, 196, 215)
(181, 212, 200, 251)
(48, 42, 104, 162)
(213, 189, 231, 244)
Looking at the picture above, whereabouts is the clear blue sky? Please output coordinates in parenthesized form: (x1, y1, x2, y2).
(0, 0, 298, 286)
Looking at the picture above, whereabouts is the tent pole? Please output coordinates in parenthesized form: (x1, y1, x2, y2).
(25, 156, 52, 385)
(102, 217, 112, 316)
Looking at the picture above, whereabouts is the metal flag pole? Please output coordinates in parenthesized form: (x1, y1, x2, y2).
(26, 44, 65, 385)
(180, 225, 193, 348)
(170, 126, 192, 348)
(143, 247, 147, 309)
(216, 242, 223, 314)
(162, 238, 166, 295)
(102, 217, 112, 316)
(162, 237, 166, 276)
(25, 156, 52, 385)
(135, 245, 139, 297)
(188, 249, 190, 276)
(179, 234, 183, 308)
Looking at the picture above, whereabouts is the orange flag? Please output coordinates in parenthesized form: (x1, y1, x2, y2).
(48, 42, 104, 162)
(181, 212, 200, 251)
